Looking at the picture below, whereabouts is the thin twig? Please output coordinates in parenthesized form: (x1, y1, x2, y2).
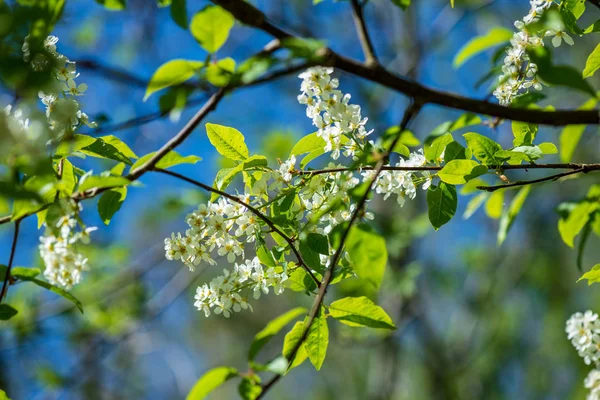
(349, 0, 378, 66)
(152, 168, 321, 287)
(477, 168, 594, 192)
(257, 101, 422, 399)
(296, 162, 600, 176)
(0, 219, 22, 303)
(210, 0, 600, 126)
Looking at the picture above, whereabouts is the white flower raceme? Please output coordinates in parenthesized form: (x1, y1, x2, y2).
(24, 35, 96, 135)
(566, 311, 600, 399)
(585, 369, 600, 400)
(39, 204, 96, 289)
(297, 66, 372, 159)
(193, 257, 287, 318)
(493, 0, 571, 105)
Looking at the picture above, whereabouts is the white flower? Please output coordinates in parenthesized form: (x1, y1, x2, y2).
(546, 30, 574, 47)
(279, 155, 296, 182)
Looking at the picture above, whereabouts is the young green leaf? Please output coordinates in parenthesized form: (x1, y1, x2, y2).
(305, 306, 329, 371)
(131, 150, 202, 171)
(10, 267, 41, 279)
(558, 201, 598, 248)
(485, 190, 504, 219)
(498, 186, 531, 245)
(328, 296, 396, 330)
(190, 5, 235, 54)
(583, 43, 600, 79)
(345, 225, 388, 289)
(424, 133, 453, 163)
(205, 57, 236, 87)
(559, 98, 598, 162)
(511, 121, 538, 147)
(463, 132, 502, 165)
(98, 187, 127, 225)
(427, 182, 458, 230)
(206, 123, 249, 161)
(578, 264, 600, 285)
(463, 192, 489, 219)
(95, 0, 125, 10)
(453, 27, 513, 68)
(249, 307, 307, 360)
(144, 59, 204, 101)
(186, 367, 238, 400)
(238, 376, 262, 400)
(0, 304, 18, 320)
(78, 175, 130, 193)
(282, 321, 309, 370)
(19, 277, 83, 313)
(437, 159, 487, 185)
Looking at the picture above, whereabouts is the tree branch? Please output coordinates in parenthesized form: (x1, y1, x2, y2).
(476, 167, 599, 192)
(0, 219, 22, 303)
(256, 101, 422, 399)
(349, 0, 378, 66)
(152, 168, 321, 286)
(210, 0, 600, 126)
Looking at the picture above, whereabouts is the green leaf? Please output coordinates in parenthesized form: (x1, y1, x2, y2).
(205, 58, 236, 87)
(98, 135, 138, 159)
(437, 159, 487, 185)
(79, 137, 134, 165)
(290, 132, 326, 165)
(485, 190, 504, 219)
(206, 123, 249, 161)
(559, 98, 598, 162)
(11, 267, 41, 279)
(511, 121, 538, 147)
(281, 38, 326, 61)
(212, 155, 267, 196)
(427, 182, 457, 230)
(20, 277, 83, 313)
(494, 150, 530, 165)
(391, 0, 411, 10)
(170, 0, 187, 29)
(0, 304, 18, 320)
(305, 306, 329, 371)
(238, 376, 262, 400)
(584, 20, 600, 34)
(190, 5, 235, 54)
(425, 133, 453, 163)
(529, 47, 596, 98)
(304, 233, 329, 255)
(538, 142, 558, 154)
(98, 187, 127, 225)
(58, 158, 77, 196)
(249, 307, 307, 360)
(498, 186, 531, 245)
(186, 367, 238, 400)
(345, 225, 388, 289)
(78, 175, 130, 193)
(463, 132, 502, 165)
(578, 264, 600, 285)
(453, 27, 513, 68)
(328, 296, 396, 330)
(0, 388, 11, 400)
(583, 43, 600, 79)
(282, 321, 308, 370)
(463, 192, 489, 219)
(558, 201, 599, 248)
(144, 59, 204, 101)
(95, 0, 125, 10)
(443, 141, 468, 162)
(131, 150, 202, 171)
(430, 113, 482, 137)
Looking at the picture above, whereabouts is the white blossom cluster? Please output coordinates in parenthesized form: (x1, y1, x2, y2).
(39, 203, 96, 289)
(566, 311, 600, 399)
(168, 67, 435, 318)
(194, 257, 287, 318)
(23, 35, 96, 136)
(0, 105, 48, 163)
(493, 0, 574, 105)
(297, 66, 373, 160)
(164, 197, 291, 317)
